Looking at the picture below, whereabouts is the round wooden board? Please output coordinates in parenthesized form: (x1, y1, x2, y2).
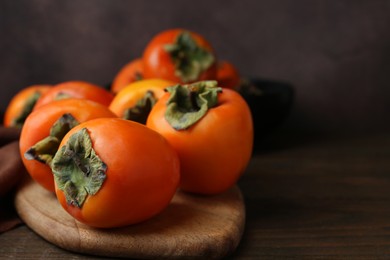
(14, 177, 245, 259)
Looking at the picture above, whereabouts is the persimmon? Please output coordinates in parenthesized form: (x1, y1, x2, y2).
(4, 85, 51, 128)
(111, 58, 144, 94)
(19, 99, 117, 192)
(216, 60, 241, 90)
(147, 81, 253, 195)
(143, 29, 217, 84)
(34, 81, 114, 109)
(52, 118, 180, 228)
(109, 79, 175, 124)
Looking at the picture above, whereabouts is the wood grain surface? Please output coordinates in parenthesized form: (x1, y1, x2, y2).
(2, 133, 390, 259)
(14, 177, 245, 259)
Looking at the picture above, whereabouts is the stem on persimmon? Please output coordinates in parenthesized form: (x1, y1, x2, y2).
(164, 81, 222, 130)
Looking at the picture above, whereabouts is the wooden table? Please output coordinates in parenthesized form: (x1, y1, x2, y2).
(1, 132, 390, 259)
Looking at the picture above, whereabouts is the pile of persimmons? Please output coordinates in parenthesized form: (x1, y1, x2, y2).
(4, 28, 253, 228)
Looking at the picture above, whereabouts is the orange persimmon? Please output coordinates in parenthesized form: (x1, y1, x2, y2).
(52, 118, 180, 228)
(4, 85, 51, 128)
(109, 79, 175, 123)
(19, 99, 117, 192)
(147, 81, 253, 195)
(143, 29, 217, 84)
(111, 58, 144, 94)
(34, 81, 114, 109)
(216, 60, 241, 90)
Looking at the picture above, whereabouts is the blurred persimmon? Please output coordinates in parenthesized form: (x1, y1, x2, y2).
(111, 58, 143, 94)
(34, 81, 114, 109)
(216, 60, 241, 90)
(4, 85, 51, 128)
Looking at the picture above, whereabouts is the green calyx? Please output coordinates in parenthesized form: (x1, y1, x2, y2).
(51, 128, 107, 208)
(12, 91, 42, 128)
(165, 80, 222, 130)
(24, 113, 79, 165)
(164, 31, 215, 83)
(123, 90, 157, 124)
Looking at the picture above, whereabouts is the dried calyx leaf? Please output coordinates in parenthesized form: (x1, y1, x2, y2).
(164, 31, 215, 83)
(51, 128, 107, 208)
(123, 90, 157, 124)
(12, 91, 42, 128)
(24, 113, 79, 165)
(164, 80, 222, 130)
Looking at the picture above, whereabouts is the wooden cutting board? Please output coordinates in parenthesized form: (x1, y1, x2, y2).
(14, 177, 245, 259)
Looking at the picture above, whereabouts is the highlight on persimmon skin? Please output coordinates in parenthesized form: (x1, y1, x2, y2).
(53, 118, 180, 228)
(142, 28, 217, 84)
(34, 80, 114, 109)
(19, 98, 117, 192)
(111, 58, 144, 94)
(4, 84, 51, 128)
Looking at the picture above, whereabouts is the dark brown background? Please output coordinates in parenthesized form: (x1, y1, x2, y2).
(1, 0, 389, 135)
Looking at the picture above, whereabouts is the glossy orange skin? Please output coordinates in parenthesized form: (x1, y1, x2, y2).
(19, 99, 117, 192)
(217, 61, 241, 90)
(109, 79, 175, 118)
(143, 29, 217, 83)
(55, 118, 180, 228)
(34, 81, 114, 109)
(147, 88, 253, 195)
(4, 85, 51, 127)
(111, 58, 144, 94)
